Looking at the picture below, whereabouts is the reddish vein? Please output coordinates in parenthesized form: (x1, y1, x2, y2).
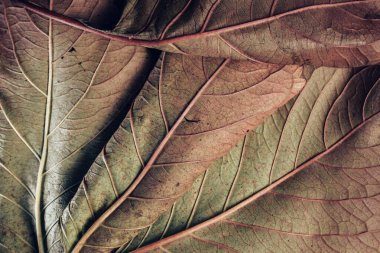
(159, 0, 193, 40)
(200, 0, 221, 33)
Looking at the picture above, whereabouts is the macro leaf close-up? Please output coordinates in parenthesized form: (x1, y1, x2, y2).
(0, 0, 379, 253)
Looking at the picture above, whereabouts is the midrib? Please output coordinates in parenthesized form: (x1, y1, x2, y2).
(35, 3, 54, 252)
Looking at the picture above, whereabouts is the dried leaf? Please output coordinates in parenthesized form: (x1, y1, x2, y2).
(1, 1, 379, 253)
(25, 0, 380, 67)
(128, 65, 380, 252)
(0, 1, 156, 252)
(60, 53, 307, 252)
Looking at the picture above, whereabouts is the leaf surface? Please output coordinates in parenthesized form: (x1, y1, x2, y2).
(127, 65, 380, 252)
(0, 1, 156, 252)
(115, 0, 380, 67)
(22, 0, 380, 67)
(59, 52, 308, 252)
(2, 1, 380, 253)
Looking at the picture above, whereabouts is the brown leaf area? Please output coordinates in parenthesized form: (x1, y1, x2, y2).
(71, 0, 380, 66)
(61, 54, 307, 252)
(0, 1, 379, 253)
(130, 66, 380, 253)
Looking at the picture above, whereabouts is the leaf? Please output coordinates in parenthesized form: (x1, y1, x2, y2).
(59, 52, 308, 252)
(21, 0, 380, 67)
(108, 0, 380, 67)
(126, 65, 380, 252)
(3, 1, 380, 253)
(0, 1, 157, 252)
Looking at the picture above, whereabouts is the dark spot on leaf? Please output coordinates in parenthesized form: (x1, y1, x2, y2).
(184, 117, 200, 123)
(69, 47, 76, 53)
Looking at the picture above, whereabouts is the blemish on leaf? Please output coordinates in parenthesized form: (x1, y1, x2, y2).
(184, 117, 200, 123)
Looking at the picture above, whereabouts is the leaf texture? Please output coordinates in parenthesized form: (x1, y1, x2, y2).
(23, 0, 380, 67)
(1, 1, 380, 253)
(116, 0, 380, 67)
(59, 52, 308, 252)
(128, 65, 380, 252)
(0, 1, 157, 252)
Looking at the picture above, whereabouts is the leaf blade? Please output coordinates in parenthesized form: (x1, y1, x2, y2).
(130, 65, 380, 253)
(22, 0, 380, 67)
(61, 52, 309, 252)
(0, 1, 157, 251)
